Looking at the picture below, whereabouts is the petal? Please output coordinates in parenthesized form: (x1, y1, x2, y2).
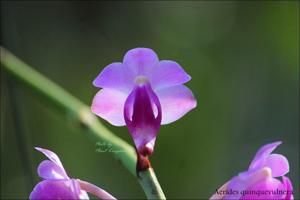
(123, 48, 159, 76)
(71, 179, 90, 200)
(264, 154, 289, 177)
(29, 180, 84, 200)
(77, 179, 117, 200)
(240, 177, 285, 200)
(282, 176, 294, 200)
(223, 176, 245, 200)
(249, 141, 282, 171)
(224, 167, 272, 200)
(35, 147, 67, 176)
(155, 85, 197, 124)
(93, 62, 134, 92)
(124, 83, 161, 155)
(38, 160, 68, 180)
(91, 89, 127, 126)
(209, 181, 230, 200)
(150, 60, 191, 90)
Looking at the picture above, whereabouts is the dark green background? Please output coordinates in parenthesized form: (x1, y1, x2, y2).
(1, 1, 299, 199)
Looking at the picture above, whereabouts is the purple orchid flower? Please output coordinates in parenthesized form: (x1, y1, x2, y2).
(91, 48, 197, 157)
(30, 147, 116, 200)
(210, 141, 294, 200)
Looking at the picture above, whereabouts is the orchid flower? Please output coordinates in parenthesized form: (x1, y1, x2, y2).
(91, 48, 197, 159)
(210, 141, 294, 200)
(30, 147, 116, 200)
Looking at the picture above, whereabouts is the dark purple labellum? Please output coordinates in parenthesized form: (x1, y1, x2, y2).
(124, 82, 162, 157)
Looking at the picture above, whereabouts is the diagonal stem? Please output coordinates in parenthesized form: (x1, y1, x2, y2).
(138, 168, 166, 199)
(0, 47, 166, 199)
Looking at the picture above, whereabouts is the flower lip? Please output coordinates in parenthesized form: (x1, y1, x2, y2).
(124, 82, 162, 156)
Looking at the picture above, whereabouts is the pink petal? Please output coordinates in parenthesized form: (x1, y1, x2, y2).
(124, 83, 161, 155)
(223, 176, 245, 200)
(91, 89, 127, 126)
(35, 147, 65, 172)
(209, 181, 230, 200)
(123, 48, 159, 76)
(240, 177, 285, 200)
(155, 85, 197, 124)
(71, 179, 90, 200)
(150, 60, 191, 91)
(77, 179, 117, 200)
(282, 176, 294, 200)
(249, 141, 281, 171)
(93, 62, 134, 93)
(29, 180, 84, 200)
(224, 167, 272, 200)
(264, 154, 289, 177)
(37, 160, 68, 180)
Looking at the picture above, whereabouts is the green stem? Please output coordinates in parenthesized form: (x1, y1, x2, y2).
(0, 47, 166, 199)
(138, 169, 166, 199)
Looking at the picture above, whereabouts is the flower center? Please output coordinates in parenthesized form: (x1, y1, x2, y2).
(134, 76, 149, 85)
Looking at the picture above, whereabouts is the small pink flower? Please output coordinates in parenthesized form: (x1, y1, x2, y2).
(210, 141, 293, 200)
(30, 147, 116, 200)
(92, 48, 196, 157)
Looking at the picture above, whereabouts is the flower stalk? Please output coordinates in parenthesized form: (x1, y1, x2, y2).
(0, 47, 166, 199)
(138, 168, 166, 199)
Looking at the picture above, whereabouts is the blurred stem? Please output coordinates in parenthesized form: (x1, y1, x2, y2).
(8, 81, 36, 189)
(0, 47, 166, 199)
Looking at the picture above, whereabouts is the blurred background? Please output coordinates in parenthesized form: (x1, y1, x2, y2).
(1, 1, 299, 199)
